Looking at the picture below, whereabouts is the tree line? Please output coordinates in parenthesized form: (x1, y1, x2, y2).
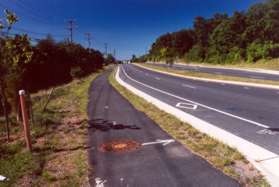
(0, 10, 111, 139)
(145, 0, 279, 64)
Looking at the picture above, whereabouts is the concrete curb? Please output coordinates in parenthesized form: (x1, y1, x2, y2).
(136, 64, 279, 90)
(115, 66, 279, 186)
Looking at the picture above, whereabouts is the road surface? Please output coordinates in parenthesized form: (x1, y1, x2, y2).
(152, 63, 279, 81)
(87, 70, 238, 186)
(119, 64, 279, 155)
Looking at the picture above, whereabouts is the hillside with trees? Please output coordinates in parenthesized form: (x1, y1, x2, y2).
(147, 0, 279, 64)
(0, 9, 112, 140)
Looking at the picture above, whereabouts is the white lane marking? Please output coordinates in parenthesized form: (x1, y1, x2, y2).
(221, 83, 226, 86)
(95, 178, 107, 187)
(142, 139, 175, 146)
(244, 87, 250, 90)
(176, 102, 198, 110)
(277, 91, 279, 94)
(145, 73, 149, 76)
(182, 84, 196, 89)
(155, 77, 161, 80)
(122, 66, 270, 129)
(249, 76, 265, 79)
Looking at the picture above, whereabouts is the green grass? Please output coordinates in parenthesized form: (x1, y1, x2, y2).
(109, 69, 269, 186)
(0, 71, 101, 187)
(139, 63, 279, 86)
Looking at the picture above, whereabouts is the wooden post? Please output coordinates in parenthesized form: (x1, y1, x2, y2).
(19, 90, 32, 151)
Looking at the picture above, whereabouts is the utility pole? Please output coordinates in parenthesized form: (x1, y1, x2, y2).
(85, 32, 92, 48)
(67, 19, 76, 43)
(113, 49, 116, 58)
(104, 43, 108, 57)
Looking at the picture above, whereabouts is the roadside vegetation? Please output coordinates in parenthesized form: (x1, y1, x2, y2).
(0, 72, 100, 186)
(109, 69, 269, 186)
(139, 63, 279, 86)
(0, 9, 115, 186)
(132, 0, 279, 68)
(182, 58, 279, 71)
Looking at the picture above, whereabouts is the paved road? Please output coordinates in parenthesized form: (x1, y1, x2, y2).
(119, 64, 279, 155)
(87, 70, 238, 187)
(152, 63, 279, 81)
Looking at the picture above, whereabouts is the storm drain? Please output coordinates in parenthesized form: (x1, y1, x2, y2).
(99, 140, 141, 153)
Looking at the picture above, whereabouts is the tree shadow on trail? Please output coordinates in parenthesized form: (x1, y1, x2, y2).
(88, 118, 141, 132)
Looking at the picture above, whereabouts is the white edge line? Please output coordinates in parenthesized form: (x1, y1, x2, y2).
(115, 65, 279, 186)
(125, 65, 269, 129)
(136, 64, 279, 90)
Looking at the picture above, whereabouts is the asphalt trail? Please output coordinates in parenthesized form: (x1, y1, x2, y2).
(87, 70, 239, 187)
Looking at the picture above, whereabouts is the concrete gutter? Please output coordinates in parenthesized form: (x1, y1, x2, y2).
(136, 63, 279, 90)
(116, 66, 279, 186)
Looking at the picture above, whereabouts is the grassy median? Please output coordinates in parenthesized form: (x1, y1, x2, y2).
(182, 58, 279, 71)
(109, 69, 269, 186)
(139, 63, 279, 86)
(0, 72, 100, 187)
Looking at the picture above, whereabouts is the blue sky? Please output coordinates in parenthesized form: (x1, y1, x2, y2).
(0, 0, 264, 60)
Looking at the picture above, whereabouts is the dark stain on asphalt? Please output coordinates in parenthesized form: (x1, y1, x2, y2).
(88, 118, 141, 132)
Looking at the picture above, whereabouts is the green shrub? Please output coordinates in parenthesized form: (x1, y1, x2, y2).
(185, 44, 205, 62)
(246, 41, 279, 62)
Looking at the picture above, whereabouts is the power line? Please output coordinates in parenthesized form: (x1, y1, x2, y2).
(13, 27, 66, 38)
(12, 0, 50, 22)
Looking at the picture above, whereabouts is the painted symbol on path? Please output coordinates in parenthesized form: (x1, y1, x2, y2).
(95, 177, 107, 187)
(176, 102, 198, 110)
(142, 139, 175, 146)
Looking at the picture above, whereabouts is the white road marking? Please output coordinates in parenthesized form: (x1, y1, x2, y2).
(221, 83, 226, 86)
(176, 102, 198, 110)
(145, 73, 149, 76)
(142, 139, 175, 146)
(244, 87, 250, 90)
(277, 91, 279, 95)
(249, 76, 265, 79)
(155, 77, 161, 80)
(121, 66, 270, 129)
(95, 178, 107, 187)
(181, 84, 196, 89)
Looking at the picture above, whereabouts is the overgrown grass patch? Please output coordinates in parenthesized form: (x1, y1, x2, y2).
(109, 69, 269, 186)
(0, 71, 100, 187)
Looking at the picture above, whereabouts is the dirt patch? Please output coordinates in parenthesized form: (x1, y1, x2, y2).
(99, 139, 141, 153)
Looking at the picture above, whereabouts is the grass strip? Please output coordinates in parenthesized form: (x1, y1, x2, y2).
(109, 68, 269, 186)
